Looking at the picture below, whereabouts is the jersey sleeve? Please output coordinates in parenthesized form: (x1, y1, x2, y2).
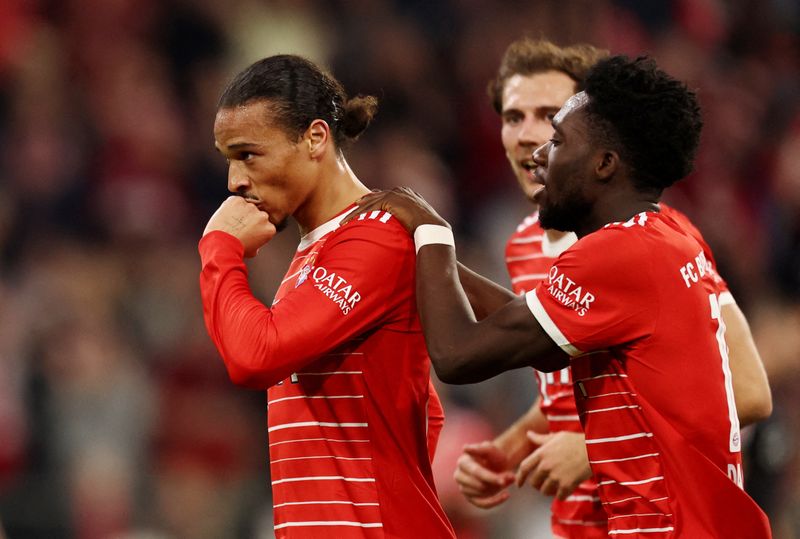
(524, 228, 657, 356)
(199, 220, 415, 388)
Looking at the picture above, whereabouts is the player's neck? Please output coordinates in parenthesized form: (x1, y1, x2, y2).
(295, 154, 370, 235)
(578, 195, 660, 238)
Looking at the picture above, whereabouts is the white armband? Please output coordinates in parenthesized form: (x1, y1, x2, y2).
(413, 224, 455, 253)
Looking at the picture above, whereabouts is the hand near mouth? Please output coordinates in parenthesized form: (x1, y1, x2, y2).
(204, 196, 277, 257)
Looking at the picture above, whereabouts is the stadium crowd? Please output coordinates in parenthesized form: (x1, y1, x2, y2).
(0, 0, 798, 537)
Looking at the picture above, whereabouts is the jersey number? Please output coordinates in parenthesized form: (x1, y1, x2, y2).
(709, 293, 741, 455)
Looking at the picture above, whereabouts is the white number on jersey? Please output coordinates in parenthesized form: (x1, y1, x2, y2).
(709, 293, 741, 454)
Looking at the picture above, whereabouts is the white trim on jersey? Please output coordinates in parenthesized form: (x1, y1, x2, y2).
(271, 455, 372, 464)
(506, 252, 550, 263)
(526, 289, 582, 356)
(268, 421, 368, 433)
(268, 437, 370, 448)
(274, 521, 383, 530)
(607, 513, 673, 521)
(510, 234, 544, 244)
(582, 405, 641, 415)
(298, 207, 353, 251)
(274, 501, 380, 509)
(564, 494, 602, 503)
(608, 527, 674, 535)
(512, 273, 549, 284)
(296, 371, 364, 376)
(599, 476, 664, 487)
(268, 395, 364, 406)
(585, 432, 653, 445)
(541, 230, 578, 257)
(271, 476, 376, 485)
(589, 452, 660, 465)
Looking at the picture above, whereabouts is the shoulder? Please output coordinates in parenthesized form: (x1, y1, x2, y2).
(327, 210, 414, 252)
(566, 212, 655, 258)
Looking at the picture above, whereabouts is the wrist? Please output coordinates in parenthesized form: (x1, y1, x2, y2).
(413, 224, 455, 253)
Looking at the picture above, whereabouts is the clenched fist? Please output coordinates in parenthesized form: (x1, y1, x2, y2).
(204, 196, 277, 257)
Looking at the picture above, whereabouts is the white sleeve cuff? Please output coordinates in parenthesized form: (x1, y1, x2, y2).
(525, 289, 582, 357)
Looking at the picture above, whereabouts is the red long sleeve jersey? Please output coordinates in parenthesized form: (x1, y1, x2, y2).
(199, 209, 455, 539)
(506, 205, 739, 538)
(526, 210, 770, 538)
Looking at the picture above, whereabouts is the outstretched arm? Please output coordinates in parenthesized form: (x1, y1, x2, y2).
(343, 188, 569, 384)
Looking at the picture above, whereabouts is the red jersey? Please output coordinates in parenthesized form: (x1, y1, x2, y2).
(199, 208, 455, 539)
(526, 211, 771, 538)
(506, 213, 606, 538)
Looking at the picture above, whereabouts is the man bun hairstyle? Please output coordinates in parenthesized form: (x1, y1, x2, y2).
(583, 55, 703, 192)
(488, 38, 609, 113)
(219, 54, 378, 147)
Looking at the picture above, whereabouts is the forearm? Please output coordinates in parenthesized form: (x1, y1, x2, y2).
(457, 262, 517, 320)
(417, 245, 567, 384)
(199, 232, 308, 388)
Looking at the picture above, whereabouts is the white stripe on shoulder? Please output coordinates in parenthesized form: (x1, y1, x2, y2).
(526, 289, 582, 356)
(718, 291, 735, 306)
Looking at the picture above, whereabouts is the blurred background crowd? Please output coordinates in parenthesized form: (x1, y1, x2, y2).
(0, 0, 798, 537)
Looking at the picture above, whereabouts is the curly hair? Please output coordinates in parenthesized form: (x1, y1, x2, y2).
(487, 38, 609, 113)
(218, 54, 378, 148)
(583, 55, 703, 192)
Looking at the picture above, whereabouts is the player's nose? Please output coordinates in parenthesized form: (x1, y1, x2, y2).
(227, 163, 250, 193)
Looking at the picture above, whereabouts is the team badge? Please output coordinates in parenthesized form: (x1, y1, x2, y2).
(296, 265, 312, 287)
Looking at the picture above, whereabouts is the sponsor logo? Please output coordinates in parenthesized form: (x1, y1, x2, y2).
(546, 266, 595, 317)
(312, 266, 362, 315)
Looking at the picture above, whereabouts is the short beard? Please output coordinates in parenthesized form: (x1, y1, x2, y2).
(539, 197, 591, 232)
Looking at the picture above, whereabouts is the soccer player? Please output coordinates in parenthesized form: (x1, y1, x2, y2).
(453, 38, 772, 538)
(347, 55, 772, 537)
(199, 54, 455, 538)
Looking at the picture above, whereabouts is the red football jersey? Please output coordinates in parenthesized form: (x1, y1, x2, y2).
(199, 208, 455, 538)
(526, 211, 771, 538)
(506, 213, 606, 538)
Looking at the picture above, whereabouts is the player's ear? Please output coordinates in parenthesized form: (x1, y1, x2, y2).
(303, 119, 330, 159)
(595, 150, 619, 183)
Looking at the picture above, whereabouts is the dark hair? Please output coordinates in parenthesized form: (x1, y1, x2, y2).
(583, 55, 703, 192)
(488, 38, 609, 113)
(218, 54, 378, 147)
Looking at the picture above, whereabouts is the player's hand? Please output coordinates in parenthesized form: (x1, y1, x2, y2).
(454, 441, 516, 509)
(203, 196, 277, 257)
(340, 187, 448, 233)
(516, 430, 592, 500)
